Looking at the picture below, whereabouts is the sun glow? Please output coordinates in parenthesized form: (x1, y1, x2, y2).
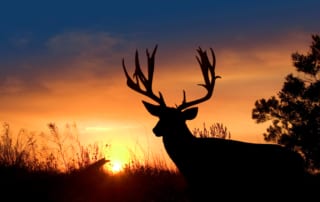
(103, 143, 131, 173)
(104, 159, 125, 174)
(110, 160, 123, 173)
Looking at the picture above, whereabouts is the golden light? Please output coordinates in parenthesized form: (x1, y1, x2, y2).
(110, 160, 123, 173)
(103, 143, 131, 173)
(85, 126, 110, 132)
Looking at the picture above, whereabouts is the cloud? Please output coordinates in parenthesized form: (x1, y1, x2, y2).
(10, 35, 32, 48)
(0, 75, 49, 95)
(0, 31, 131, 96)
(0, 30, 137, 128)
(46, 31, 123, 57)
(0, 30, 314, 116)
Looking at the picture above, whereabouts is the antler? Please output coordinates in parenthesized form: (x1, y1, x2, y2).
(122, 45, 166, 105)
(177, 47, 221, 110)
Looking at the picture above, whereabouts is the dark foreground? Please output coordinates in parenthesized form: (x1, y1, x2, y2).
(0, 160, 319, 202)
(0, 160, 188, 202)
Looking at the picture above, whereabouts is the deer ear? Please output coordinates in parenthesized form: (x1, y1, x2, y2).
(142, 101, 161, 116)
(183, 107, 198, 120)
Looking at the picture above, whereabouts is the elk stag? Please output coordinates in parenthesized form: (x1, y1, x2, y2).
(122, 45, 306, 199)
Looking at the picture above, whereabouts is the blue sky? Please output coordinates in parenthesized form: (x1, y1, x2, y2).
(1, 1, 319, 57)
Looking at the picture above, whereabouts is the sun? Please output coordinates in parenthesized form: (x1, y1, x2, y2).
(104, 159, 124, 174)
(103, 143, 131, 173)
(111, 160, 123, 173)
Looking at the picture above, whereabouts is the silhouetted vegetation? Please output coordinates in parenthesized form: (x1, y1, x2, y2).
(0, 122, 106, 172)
(0, 123, 190, 202)
(252, 34, 320, 172)
(0, 159, 188, 202)
(193, 122, 231, 139)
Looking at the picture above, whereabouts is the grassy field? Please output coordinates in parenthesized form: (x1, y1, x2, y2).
(0, 123, 190, 202)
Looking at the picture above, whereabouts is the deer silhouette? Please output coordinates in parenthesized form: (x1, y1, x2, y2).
(123, 45, 307, 200)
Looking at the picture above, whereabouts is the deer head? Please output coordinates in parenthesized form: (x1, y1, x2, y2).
(122, 45, 220, 139)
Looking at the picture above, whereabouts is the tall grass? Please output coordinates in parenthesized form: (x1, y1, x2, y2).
(0, 122, 107, 172)
(0, 123, 39, 169)
(45, 122, 107, 172)
(0, 122, 190, 202)
(193, 122, 231, 139)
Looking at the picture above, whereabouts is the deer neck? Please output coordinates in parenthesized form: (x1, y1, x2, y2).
(162, 124, 195, 156)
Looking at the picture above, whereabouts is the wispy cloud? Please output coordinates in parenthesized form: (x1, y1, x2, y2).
(46, 31, 123, 57)
(0, 31, 131, 96)
(10, 34, 32, 48)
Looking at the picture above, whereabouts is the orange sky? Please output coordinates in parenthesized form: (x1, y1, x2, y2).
(0, 31, 313, 167)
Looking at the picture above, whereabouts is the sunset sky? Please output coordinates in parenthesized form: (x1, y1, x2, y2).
(1, 1, 320, 167)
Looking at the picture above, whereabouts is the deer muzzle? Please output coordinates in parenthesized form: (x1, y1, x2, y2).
(152, 123, 163, 137)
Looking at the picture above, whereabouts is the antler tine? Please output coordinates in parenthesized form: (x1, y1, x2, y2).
(177, 47, 221, 110)
(146, 45, 158, 86)
(123, 45, 165, 105)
